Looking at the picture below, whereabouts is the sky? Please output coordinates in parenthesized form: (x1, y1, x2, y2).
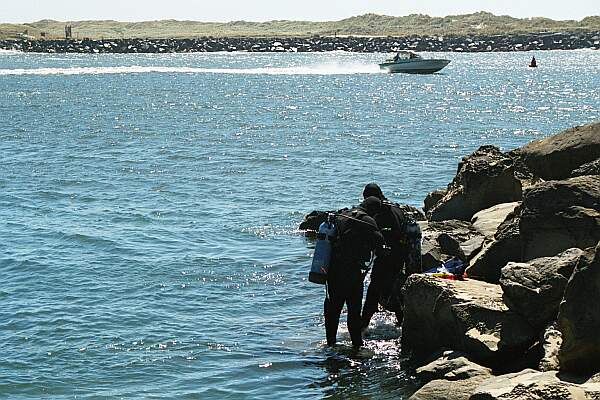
(1, 0, 599, 23)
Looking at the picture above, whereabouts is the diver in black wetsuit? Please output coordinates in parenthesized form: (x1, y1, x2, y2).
(324, 196, 385, 349)
(361, 183, 422, 329)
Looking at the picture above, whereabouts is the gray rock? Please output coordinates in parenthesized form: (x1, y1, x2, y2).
(298, 210, 328, 232)
(558, 243, 600, 375)
(402, 274, 536, 368)
(470, 369, 600, 400)
(520, 175, 600, 260)
(416, 351, 492, 382)
(466, 213, 522, 283)
(539, 324, 562, 372)
(511, 121, 600, 180)
(420, 220, 483, 267)
(428, 146, 523, 222)
(571, 159, 600, 177)
(471, 202, 521, 239)
(424, 188, 447, 214)
(499, 248, 585, 329)
(411, 376, 490, 400)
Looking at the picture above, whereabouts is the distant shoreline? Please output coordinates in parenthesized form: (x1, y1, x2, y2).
(1, 32, 599, 53)
(1, 12, 600, 41)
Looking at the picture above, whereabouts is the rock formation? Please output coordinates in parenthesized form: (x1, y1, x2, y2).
(427, 146, 523, 222)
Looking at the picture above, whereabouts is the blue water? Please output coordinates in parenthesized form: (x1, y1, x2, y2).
(1, 50, 599, 399)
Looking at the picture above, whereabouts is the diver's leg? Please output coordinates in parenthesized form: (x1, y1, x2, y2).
(324, 285, 344, 346)
(346, 282, 365, 348)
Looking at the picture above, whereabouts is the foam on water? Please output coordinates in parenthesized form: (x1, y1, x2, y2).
(0, 62, 382, 76)
(0, 49, 22, 55)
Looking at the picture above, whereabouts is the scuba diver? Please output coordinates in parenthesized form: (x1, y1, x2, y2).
(360, 183, 422, 329)
(324, 196, 385, 349)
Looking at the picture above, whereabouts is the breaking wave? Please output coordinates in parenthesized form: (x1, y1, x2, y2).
(0, 63, 383, 76)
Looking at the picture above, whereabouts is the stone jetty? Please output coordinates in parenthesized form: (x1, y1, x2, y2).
(1, 31, 599, 53)
(300, 121, 600, 399)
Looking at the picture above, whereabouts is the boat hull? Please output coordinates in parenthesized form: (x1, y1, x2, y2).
(379, 59, 450, 74)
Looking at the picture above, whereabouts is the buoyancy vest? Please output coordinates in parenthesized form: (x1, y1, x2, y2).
(332, 207, 380, 265)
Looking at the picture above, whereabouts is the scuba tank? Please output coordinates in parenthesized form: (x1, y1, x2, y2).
(308, 213, 337, 284)
(404, 218, 423, 274)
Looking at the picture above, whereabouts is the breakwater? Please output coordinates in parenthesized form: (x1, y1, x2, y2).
(1, 32, 599, 53)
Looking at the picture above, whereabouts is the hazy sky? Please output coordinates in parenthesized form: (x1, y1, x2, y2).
(1, 0, 599, 23)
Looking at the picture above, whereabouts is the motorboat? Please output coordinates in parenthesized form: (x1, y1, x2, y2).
(379, 51, 450, 74)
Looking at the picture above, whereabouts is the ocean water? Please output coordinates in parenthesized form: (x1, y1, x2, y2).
(1, 50, 599, 399)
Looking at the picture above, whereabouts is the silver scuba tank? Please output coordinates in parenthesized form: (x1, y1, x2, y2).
(308, 213, 337, 284)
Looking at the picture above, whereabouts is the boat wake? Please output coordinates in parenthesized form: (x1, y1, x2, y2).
(0, 49, 22, 55)
(0, 63, 383, 76)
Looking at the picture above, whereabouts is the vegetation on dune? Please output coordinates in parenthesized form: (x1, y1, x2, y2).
(1, 12, 599, 40)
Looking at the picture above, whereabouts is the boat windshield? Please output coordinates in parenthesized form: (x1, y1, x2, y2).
(392, 51, 422, 61)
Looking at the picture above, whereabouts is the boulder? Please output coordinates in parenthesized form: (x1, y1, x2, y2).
(499, 248, 585, 330)
(520, 175, 600, 260)
(402, 274, 536, 368)
(410, 351, 492, 400)
(471, 202, 520, 239)
(571, 158, 600, 177)
(420, 220, 484, 268)
(428, 146, 523, 222)
(466, 212, 523, 283)
(511, 121, 600, 181)
(424, 188, 447, 214)
(416, 351, 492, 382)
(298, 210, 328, 232)
(411, 376, 489, 400)
(299, 203, 426, 232)
(558, 243, 600, 375)
(470, 369, 600, 400)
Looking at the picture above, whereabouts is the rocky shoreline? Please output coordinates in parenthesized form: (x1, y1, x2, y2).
(1, 31, 600, 53)
(301, 121, 600, 399)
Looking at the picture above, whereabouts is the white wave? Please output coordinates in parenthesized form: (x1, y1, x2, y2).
(0, 49, 22, 55)
(0, 63, 382, 76)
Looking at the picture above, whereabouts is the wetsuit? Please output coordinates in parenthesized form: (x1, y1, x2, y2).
(362, 201, 422, 327)
(324, 198, 384, 348)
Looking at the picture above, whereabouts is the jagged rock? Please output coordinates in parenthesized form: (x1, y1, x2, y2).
(428, 146, 523, 222)
(411, 376, 490, 400)
(420, 220, 483, 267)
(471, 202, 520, 239)
(416, 351, 492, 382)
(571, 159, 600, 177)
(539, 324, 562, 372)
(466, 211, 522, 283)
(558, 243, 600, 375)
(424, 189, 447, 214)
(299, 203, 425, 232)
(402, 274, 536, 368)
(499, 248, 585, 329)
(298, 210, 328, 232)
(470, 369, 600, 399)
(511, 121, 600, 180)
(520, 175, 600, 260)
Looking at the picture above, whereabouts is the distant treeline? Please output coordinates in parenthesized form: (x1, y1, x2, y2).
(1, 12, 600, 40)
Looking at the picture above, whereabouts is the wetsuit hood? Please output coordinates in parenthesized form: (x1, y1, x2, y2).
(360, 196, 381, 217)
(363, 183, 385, 200)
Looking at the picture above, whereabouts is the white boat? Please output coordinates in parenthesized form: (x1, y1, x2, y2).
(379, 51, 450, 74)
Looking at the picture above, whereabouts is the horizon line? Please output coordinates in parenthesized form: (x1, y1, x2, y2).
(3, 11, 599, 25)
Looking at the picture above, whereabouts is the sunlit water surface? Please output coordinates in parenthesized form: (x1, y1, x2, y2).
(1, 50, 599, 399)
